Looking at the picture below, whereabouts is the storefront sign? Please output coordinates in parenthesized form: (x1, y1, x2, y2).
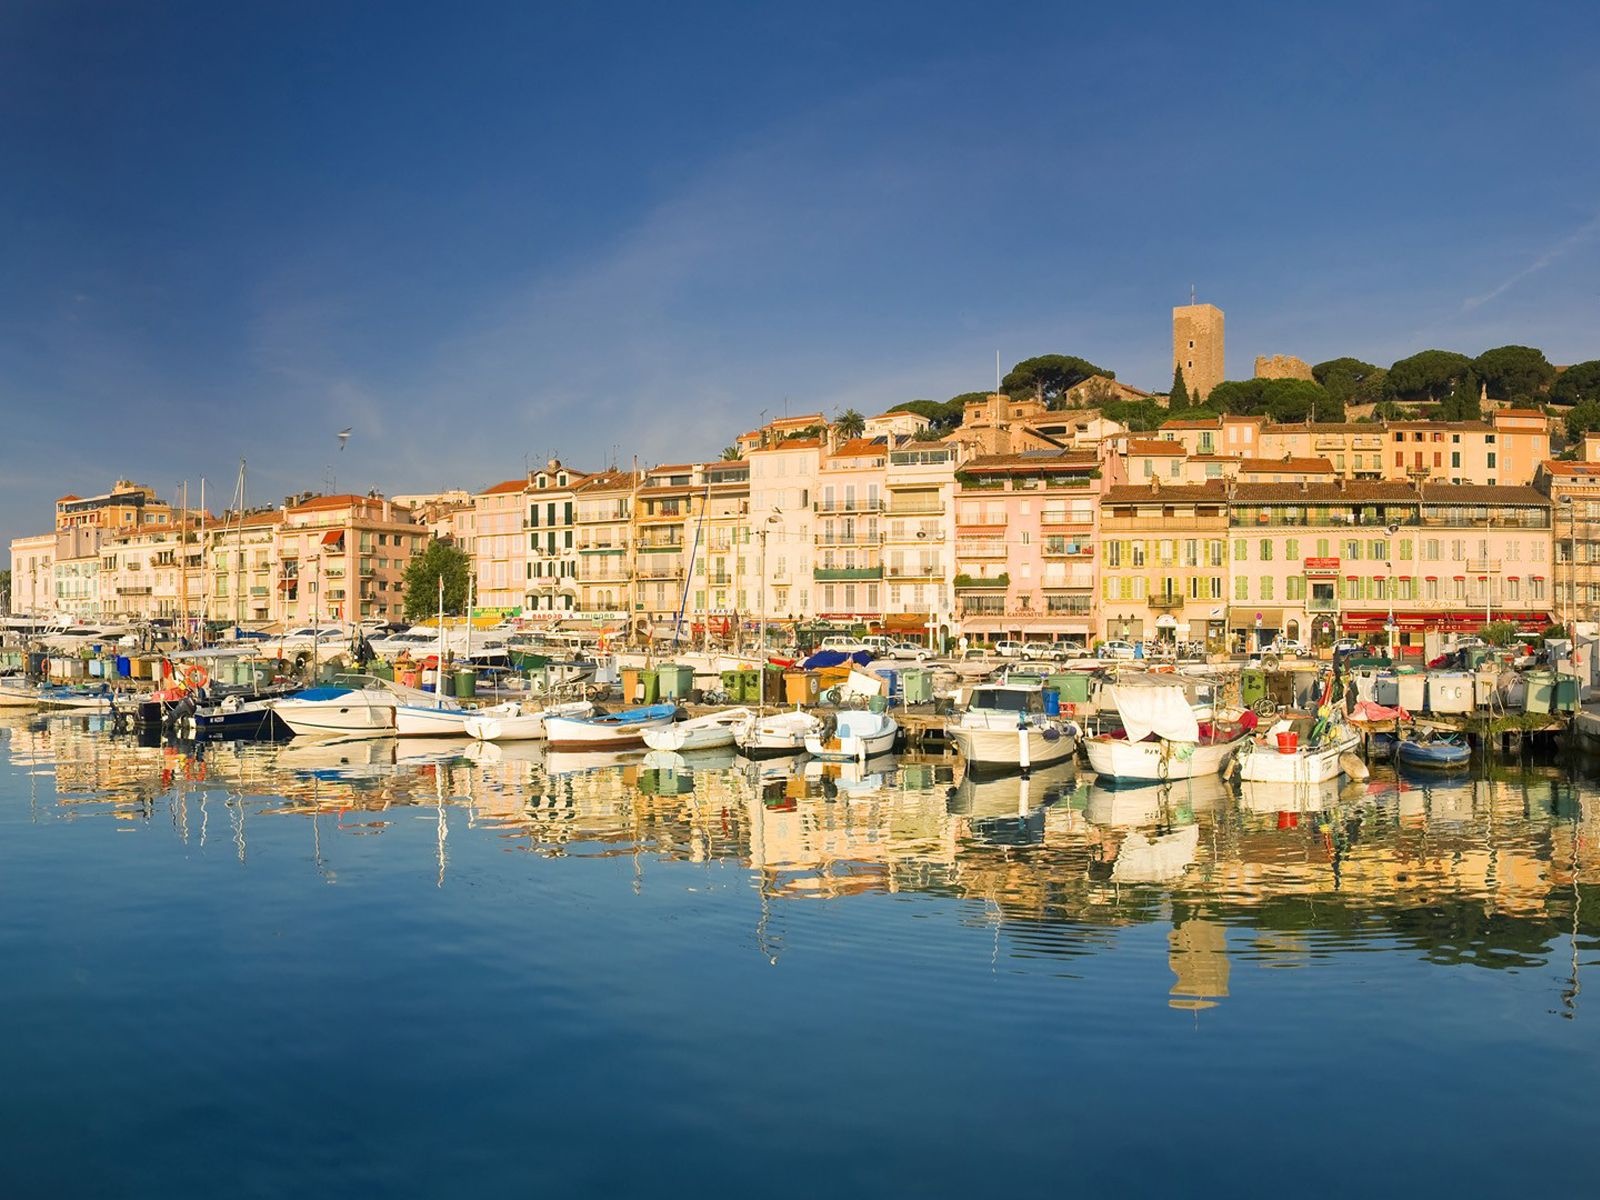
(1304, 557, 1340, 575)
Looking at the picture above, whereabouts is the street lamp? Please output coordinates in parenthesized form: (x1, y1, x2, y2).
(1385, 523, 1400, 661)
(756, 509, 782, 657)
(1560, 495, 1575, 648)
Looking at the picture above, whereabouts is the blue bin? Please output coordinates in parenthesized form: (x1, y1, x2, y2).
(1042, 688, 1061, 716)
(115, 655, 132, 677)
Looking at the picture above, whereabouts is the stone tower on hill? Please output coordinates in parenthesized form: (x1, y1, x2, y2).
(1172, 302, 1225, 403)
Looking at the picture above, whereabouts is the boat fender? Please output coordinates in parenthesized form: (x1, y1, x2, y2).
(1041, 726, 1060, 742)
(1338, 751, 1370, 782)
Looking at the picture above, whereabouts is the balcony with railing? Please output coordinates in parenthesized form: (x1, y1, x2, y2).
(885, 564, 942, 579)
(635, 563, 683, 581)
(886, 496, 944, 516)
(636, 532, 684, 550)
(815, 530, 882, 546)
(814, 566, 883, 581)
(814, 498, 886, 514)
(1148, 592, 1184, 611)
(1044, 595, 1093, 615)
(1042, 540, 1094, 558)
(955, 539, 1007, 558)
(1307, 597, 1340, 611)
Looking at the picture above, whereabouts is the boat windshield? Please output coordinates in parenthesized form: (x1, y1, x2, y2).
(969, 688, 1034, 713)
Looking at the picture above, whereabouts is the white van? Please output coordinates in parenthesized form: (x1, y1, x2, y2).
(859, 635, 894, 655)
(819, 635, 869, 654)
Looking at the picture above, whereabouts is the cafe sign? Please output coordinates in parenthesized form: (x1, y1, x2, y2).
(1303, 557, 1340, 576)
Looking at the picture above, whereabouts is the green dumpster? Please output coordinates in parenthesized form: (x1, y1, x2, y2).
(1009, 672, 1043, 688)
(763, 665, 784, 704)
(1240, 668, 1267, 707)
(1556, 675, 1580, 711)
(437, 669, 456, 697)
(455, 668, 477, 699)
(1049, 672, 1091, 704)
(1526, 671, 1553, 714)
(658, 663, 694, 700)
(370, 661, 394, 681)
(738, 668, 761, 703)
(901, 668, 930, 704)
(640, 669, 660, 704)
(720, 669, 741, 699)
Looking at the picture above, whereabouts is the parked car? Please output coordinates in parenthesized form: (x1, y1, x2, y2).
(882, 640, 933, 661)
(994, 640, 1027, 658)
(1020, 642, 1062, 661)
(1331, 638, 1364, 655)
(1097, 640, 1138, 660)
(1452, 636, 1487, 651)
(1269, 638, 1308, 656)
(819, 635, 869, 654)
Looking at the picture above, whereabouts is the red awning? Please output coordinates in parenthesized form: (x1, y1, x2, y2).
(1425, 575, 1438, 581)
(1453, 575, 1466, 580)
(321, 529, 345, 546)
(277, 579, 296, 590)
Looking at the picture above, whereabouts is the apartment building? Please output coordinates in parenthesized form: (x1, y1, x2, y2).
(99, 517, 206, 623)
(524, 461, 587, 617)
(633, 463, 699, 625)
(953, 451, 1101, 648)
(1536, 451, 1600, 624)
(52, 527, 102, 621)
(883, 439, 958, 644)
(208, 510, 284, 627)
(813, 438, 888, 624)
(747, 434, 820, 623)
(573, 470, 636, 618)
(1227, 481, 1552, 650)
(9, 532, 57, 616)
(276, 495, 421, 626)
(1099, 481, 1230, 647)
(472, 477, 534, 614)
(55, 481, 172, 532)
(689, 458, 751, 640)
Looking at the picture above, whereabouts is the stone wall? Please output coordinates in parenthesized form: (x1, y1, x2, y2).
(1253, 354, 1314, 381)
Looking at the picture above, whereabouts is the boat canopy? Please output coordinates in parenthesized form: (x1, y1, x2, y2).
(1105, 684, 1200, 744)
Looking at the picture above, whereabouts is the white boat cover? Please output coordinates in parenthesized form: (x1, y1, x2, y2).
(1107, 684, 1199, 744)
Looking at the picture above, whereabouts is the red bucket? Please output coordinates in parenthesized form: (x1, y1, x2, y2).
(1276, 731, 1299, 754)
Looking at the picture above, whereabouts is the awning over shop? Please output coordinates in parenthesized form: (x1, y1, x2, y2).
(321, 529, 345, 546)
(881, 611, 931, 633)
(1339, 610, 1553, 633)
(1230, 607, 1284, 627)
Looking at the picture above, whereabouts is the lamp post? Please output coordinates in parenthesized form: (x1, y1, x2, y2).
(756, 509, 782, 657)
(1561, 495, 1575, 650)
(1384, 524, 1400, 662)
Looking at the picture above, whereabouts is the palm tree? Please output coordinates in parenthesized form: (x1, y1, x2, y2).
(720, 445, 741, 461)
(834, 408, 866, 439)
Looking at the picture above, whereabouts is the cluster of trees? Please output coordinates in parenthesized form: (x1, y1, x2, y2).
(401, 540, 472, 622)
(881, 344, 1600, 443)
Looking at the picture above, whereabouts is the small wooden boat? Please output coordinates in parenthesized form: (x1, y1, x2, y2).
(545, 703, 677, 751)
(804, 708, 900, 762)
(1084, 681, 1244, 784)
(37, 684, 113, 712)
(733, 708, 824, 758)
(1396, 732, 1470, 770)
(0, 677, 42, 708)
(462, 699, 594, 741)
(641, 707, 752, 752)
(1238, 724, 1362, 784)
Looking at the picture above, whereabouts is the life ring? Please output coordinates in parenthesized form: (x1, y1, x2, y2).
(183, 665, 209, 690)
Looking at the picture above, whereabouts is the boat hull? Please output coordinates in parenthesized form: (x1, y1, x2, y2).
(1085, 734, 1245, 783)
(1396, 741, 1470, 770)
(394, 705, 469, 737)
(545, 705, 677, 751)
(270, 693, 395, 737)
(949, 725, 1076, 773)
(1238, 731, 1362, 784)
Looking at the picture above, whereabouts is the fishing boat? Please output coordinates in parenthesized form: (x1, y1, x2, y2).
(544, 703, 677, 751)
(732, 707, 825, 758)
(1396, 731, 1470, 770)
(267, 679, 396, 737)
(1238, 722, 1363, 785)
(1084, 681, 1247, 784)
(462, 698, 594, 741)
(191, 691, 295, 738)
(804, 708, 900, 762)
(945, 683, 1076, 774)
(641, 707, 752, 752)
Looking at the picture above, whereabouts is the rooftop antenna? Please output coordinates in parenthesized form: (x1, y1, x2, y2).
(995, 350, 1001, 396)
(1190, 283, 1197, 305)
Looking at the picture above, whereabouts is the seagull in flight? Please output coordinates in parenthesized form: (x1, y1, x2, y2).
(337, 428, 352, 452)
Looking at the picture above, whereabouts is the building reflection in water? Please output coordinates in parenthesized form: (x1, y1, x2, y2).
(5, 711, 1600, 1011)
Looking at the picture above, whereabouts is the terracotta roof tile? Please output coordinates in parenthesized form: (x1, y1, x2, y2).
(1237, 456, 1336, 473)
(1127, 439, 1186, 456)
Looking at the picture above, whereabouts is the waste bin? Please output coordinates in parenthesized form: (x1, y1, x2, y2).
(901, 668, 930, 704)
(720, 669, 741, 700)
(1556, 675, 1580, 711)
(658, 663, 694, 700)
(785, 671, 820, 706)
(640, 669, 660, 704)
(115, 655, 131, 678)
(1240, 668, 1266, 707)
(1526, 671, 1553, 714)
(1042, 688, 1060, 716)
(738, 668, 761, 703)
(621, 667, 641, 704)
(762, 665, 784, 704)
(369, 661, 394, 681)
(437, 669, 456, 697)
(455, 668, 477, 699)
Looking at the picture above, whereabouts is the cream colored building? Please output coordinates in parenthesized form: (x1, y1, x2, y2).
(208, 510, 284, 627)
(8, 532, 57, 616)
(573, 470, 637, 619)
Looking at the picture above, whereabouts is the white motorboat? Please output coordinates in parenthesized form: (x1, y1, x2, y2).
(462, 699, 595, 741)
(1084, 680, 1248, 784)
(0, 678, 42, 708)
(945, 684, 1077, 774)
(37, 684, 113, 712)
(267, 680, 396, 737)
(1237, 724, 1363, 785)
(544, 703, 678, 751)
(641, 707, 752, 752)
(733, 708, 825, 758)
(804, 708, 900, 762)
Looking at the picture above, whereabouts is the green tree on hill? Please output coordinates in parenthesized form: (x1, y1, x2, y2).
(1313, 357, 1386, 406)
(1554, 361, 1600, 406)
(1002, 355, 1111, 406)
(1473, 345, 1554, 401)
(1169, 365, 1190, 408)
(1438, 370, 1483, 421)
(1386, 350, 1473, 402)
(402, 539, 471, 621)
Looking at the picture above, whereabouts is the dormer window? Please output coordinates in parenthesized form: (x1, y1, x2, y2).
(558, 473, 568, 486)
(537, 475, 547, 488)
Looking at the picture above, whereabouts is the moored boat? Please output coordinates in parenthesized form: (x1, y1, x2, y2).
(804, 708, 900, 762)
(1238, 723, 1363, 785)
(732, 708, 825, 758)
(641, 707, 752, 752)
(1084, 680, 1246, 784)
(267, 680, 396, 737)
(1396, 732, 1470, 770)
(545, 703, 677, 751)
(462, 699, 595, 741)
(946, 683, 1076, 774)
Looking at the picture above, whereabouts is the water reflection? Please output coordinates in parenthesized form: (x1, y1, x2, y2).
(4, 711, 1599, 1015)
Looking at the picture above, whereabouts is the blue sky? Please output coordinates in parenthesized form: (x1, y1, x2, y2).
(3, 0, 1598, 548)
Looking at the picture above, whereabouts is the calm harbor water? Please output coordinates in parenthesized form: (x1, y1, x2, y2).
(2, 714, 1598, 1197)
